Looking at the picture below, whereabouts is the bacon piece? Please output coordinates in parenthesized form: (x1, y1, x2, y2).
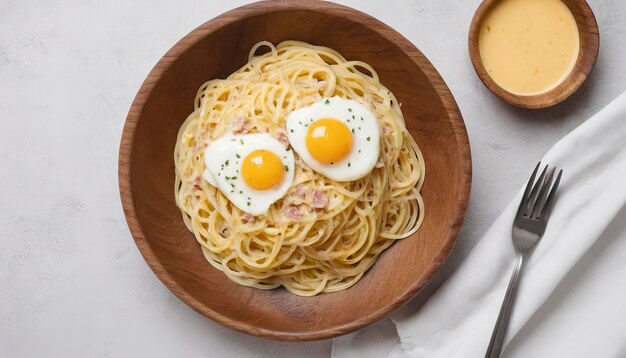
(283, 205, 302, 221)
(310, 190, 329, 209)
(275, 130, 289, 147)
(241, 212, 255, 223)
(285, 185, 328, 210)
(283, 184, 306, 206)
(231, 113, 250, 133)
(293, 184, 307, 200)
(191, 176, 202, 190)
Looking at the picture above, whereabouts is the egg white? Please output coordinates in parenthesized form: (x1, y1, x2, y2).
(286, 96, 380, 181)
(203, 133, 295, 215)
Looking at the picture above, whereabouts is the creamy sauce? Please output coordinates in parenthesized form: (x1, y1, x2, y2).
(478, 0, 580, 96)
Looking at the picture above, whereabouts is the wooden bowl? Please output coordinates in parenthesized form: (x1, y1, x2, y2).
(468, 0, 599, 109)
(119, 0, 471, 341)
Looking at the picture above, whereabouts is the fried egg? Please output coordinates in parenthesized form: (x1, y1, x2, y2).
(286, 97, 380, 181)
(203, 133, 295, 215)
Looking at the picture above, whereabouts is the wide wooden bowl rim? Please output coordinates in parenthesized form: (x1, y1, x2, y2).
(119, 0, 471, 341)
(468, 0, 600, 109)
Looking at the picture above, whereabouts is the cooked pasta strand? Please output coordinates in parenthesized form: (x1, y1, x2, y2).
(174, 41, 424, 296)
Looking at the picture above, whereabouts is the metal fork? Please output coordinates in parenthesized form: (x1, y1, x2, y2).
(485, 162, 563, 358)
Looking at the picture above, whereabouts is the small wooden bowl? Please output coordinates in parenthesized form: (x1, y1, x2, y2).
(119, 0, 471, 341)
(468, 0, 599, 109)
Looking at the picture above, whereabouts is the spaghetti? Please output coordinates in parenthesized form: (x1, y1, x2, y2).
(174, 41, 425, 296)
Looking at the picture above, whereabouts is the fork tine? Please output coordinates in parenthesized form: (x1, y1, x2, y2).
(539, 169, 563, 220)
(531, 166, 556, 218)
(524, 164, 549, 216)
(516, 162, 541, 217)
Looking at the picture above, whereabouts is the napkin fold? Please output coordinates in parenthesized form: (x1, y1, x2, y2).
(333, 91, 626, 358)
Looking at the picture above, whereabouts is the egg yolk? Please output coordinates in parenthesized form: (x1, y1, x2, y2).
(305, 118, 353, 164)
(241, 149, 284, 190)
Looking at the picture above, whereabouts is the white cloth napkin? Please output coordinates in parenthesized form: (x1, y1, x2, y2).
(333, 91, 626, 358)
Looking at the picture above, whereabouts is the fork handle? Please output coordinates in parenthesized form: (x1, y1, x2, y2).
(485, 253, 526, 358)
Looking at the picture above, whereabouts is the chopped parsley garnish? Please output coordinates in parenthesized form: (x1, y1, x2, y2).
(218, 172, 221, 176)
(239, 190, 243, 194)
(348, 108, 352, 112)
(224, 160, 229, 166)
(351, 128, 355, 133)
(360, 117, 364, 121)
(231, 176, 237, 180)
(225, 176, 230, 180)
(366, 136, 371, 141)
(286, 147, 291, 151)
(240, 139, 244, 145)
(290, 129, 294, 133)
(358, 149, 361, 153)
(230, 183, 235, 188)
(358, 126, 362, 131)
(348, 162, 351, 167)
(324, 99, 330, 105)
(235, 153, 241, 158)
(247, 202, 251, 206)
(352, 115, 355, 119)
(284, 165, 289, 172)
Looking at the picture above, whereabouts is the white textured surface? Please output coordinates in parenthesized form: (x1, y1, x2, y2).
(0, 0, 623, 357)
(386, 92, 626, 357)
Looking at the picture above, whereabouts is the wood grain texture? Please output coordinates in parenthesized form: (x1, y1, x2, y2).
(468, 0, 599, 109)
(119, 0, 471, 341)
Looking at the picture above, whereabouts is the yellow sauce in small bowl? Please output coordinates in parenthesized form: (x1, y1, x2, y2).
(478, 0, 580, 96)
